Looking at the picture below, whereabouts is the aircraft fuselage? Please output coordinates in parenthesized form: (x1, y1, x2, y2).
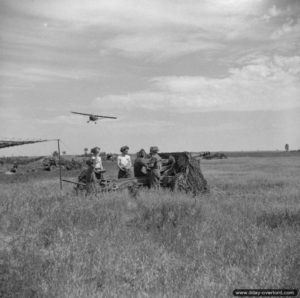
(89, 115, 98, 122)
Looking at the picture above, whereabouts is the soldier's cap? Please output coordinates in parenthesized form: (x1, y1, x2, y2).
(150, 146, 159, 153)
(120, 145, 129, 152)
(91, 147, 101, 154)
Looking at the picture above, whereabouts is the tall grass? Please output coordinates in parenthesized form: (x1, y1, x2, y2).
(0, 156, 299, 297)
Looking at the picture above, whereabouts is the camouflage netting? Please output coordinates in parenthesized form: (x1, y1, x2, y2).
(159, 152, 208, 195)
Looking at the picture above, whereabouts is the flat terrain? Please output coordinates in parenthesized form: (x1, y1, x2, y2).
(0, 154, 299, 297)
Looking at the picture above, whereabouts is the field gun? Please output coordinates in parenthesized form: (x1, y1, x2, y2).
(62, 176, 144, 196)
(62, 179, 87, 187)
(158, 152, 208, 195)
(200, 152, 227, 160)
(63, 152, 208, 196)
(42, 157, 57, 171)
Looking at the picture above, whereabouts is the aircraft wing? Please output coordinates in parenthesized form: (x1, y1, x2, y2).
(94, 114, 117, 119)
(71, 111, 117, 119)
(71, 111, 92, 116)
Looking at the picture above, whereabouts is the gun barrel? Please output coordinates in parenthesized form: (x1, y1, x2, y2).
(62, 179, 86, 186)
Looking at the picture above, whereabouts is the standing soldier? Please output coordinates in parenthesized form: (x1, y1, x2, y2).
(90, 146, 104, 180)
(134, 149, 149, 178)
(85, 146, 104, 194)
(117, 146, 132, 178)
(148, 146, 162, 189)
(85, 159, 97, 194)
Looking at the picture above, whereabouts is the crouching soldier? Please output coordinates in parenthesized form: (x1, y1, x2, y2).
(148, 146, 162, 189)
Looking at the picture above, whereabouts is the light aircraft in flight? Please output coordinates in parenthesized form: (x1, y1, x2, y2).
(71, 111, 117, 123)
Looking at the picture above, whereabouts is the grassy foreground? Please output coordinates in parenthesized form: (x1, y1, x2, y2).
(0, 156, 299, 297)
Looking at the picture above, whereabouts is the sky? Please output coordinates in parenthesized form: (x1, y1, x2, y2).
(1, 0, 300, 156)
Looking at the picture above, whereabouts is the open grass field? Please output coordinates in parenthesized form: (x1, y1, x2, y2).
(1, 154, 299, 297)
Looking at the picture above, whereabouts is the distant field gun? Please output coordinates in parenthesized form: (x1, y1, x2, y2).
(42, 156, 83, 171)
(106, 153, 117, 161)
(106, 153, 113, 160)
(10, 163, 18, 173)
(63, 152, 208, 196)
(42, 157, 57, 171)
(63, 159, 83, 170)
(200, 152, 227, 160)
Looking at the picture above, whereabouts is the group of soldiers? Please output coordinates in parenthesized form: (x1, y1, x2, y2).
(85, 145, 176, 190)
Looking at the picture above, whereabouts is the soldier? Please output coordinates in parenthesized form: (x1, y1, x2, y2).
(134, 149, 149, 178)
(161, 155, 176, 177)
(85, 159, 97, 194)
(90, 146, 104, 180)
(117, 146, 132, 178)
(148, 146, 162, 189)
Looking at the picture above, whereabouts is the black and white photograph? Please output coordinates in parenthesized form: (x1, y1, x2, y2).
(0, 0, 299, 297)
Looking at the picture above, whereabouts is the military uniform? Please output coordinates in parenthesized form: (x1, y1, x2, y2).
(85, 163, 97, 194)
(149, 146, 162, 189)
(134, 157, 149, 177)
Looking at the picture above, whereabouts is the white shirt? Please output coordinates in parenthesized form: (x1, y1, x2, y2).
(91, 156, 103, 170)
(117, 155, 132, 169)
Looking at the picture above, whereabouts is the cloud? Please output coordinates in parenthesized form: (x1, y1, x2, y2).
(262, 5, 282, 21)
(108, 119, 175, 129)
(0, 63, 96, 98)
(103, 32, 223, 60)
(93, 55, 300, 112)
(93, 92, 170, 111)
(269, 5, 281, 17)
(270, 18, 300, 39)
(35, 115, 83, 125)
(1, 0, 266, 60)
(0, 63, 92, 83)
(0, 106, 23, 123)
(273, 55, 300, 74)
(3, 0, 264, 27)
